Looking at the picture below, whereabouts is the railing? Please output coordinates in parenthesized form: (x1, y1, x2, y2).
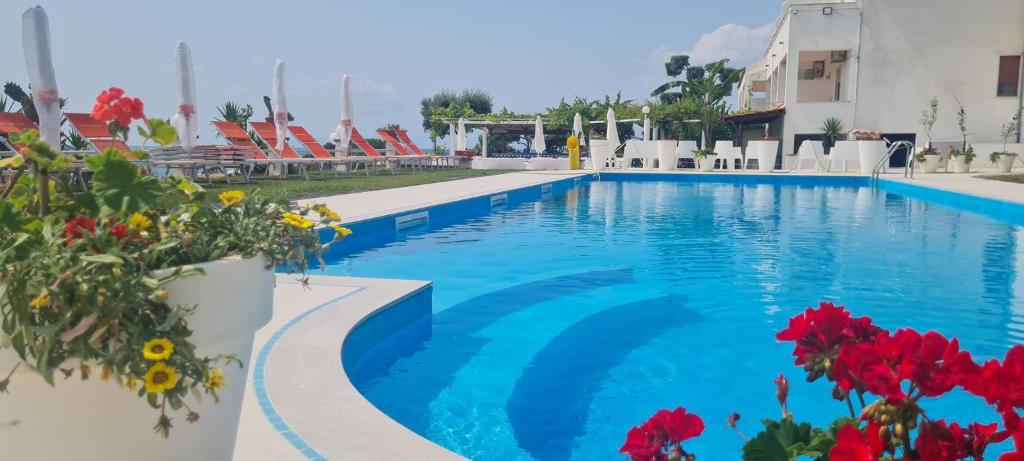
(871, 140, 915, 186)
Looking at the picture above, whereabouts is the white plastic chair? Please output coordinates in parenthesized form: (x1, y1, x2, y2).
(676, 141, 699, 169)
(714, 141, 741, 170)
(795, 140, 827, 171)
(588, 140, 611, 170)
(638, 141, 658, 169)
(829, 141, 860, 172)
(622, 140, 643, 169)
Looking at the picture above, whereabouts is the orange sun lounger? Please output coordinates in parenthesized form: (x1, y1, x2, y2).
(64, 113, 136, 160)
(0, 112, 37, 151)
(288, 125, 374, 175)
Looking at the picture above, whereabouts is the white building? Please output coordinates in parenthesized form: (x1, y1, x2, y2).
(734, 0, 1024, 165)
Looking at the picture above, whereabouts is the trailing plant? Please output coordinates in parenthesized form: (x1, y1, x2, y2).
(0, 87, 351, 437)
(820, 118, 845, 155)
(621, 301, 1024, 460)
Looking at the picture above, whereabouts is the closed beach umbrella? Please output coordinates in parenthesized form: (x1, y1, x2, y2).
(333, 74, 353, 156)
(457, 118, 467, 152)
(606, 108, 620, 152)
(271, 59, 287, 151)
(173, 41, 198, 152)
(572, 112, 585, 146)
(534, 116, 546, 157)
(22, 6, 60, 150)
(448, 122, 457, 156)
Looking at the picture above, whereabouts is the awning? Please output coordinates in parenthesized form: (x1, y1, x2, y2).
(722, 107, 786, 125)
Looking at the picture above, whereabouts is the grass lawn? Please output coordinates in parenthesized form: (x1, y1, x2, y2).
(161, 169, 516, 206)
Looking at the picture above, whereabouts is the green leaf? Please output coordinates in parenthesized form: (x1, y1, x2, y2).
(81, 254, 125, 265)
(742, 418, 821, 461)
(0, 200, 27, 231)
(137, 118, 178, 147)
(88, 150, 161, 213)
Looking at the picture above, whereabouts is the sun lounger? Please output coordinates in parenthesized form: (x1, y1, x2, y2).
(348, 127, 402, 173)
(288, 125, 372, 176)
(1, 112, 90, 188)
(64, 113, 138, 160)
(212, 120, 303, 179)
(247, 121, 334, 180)
(150, 144, 256, 184)
(378, 129, 436, 169)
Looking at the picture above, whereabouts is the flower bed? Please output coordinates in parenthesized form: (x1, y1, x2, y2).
(620, 302, 1024, 460)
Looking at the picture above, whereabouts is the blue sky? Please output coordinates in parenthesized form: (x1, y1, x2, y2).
(2, 0, 780, 146)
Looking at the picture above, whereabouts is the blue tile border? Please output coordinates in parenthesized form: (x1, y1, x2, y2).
(877, 178, 1024, 225)
(252, 286, 367, 461)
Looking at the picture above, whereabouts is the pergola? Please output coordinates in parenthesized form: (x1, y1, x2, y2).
(443, 118, 643, 156)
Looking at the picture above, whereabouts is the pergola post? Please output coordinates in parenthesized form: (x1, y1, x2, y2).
(481, 128, 489, 158)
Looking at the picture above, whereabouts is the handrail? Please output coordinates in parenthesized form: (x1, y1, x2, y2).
(871, 140, 915, 186)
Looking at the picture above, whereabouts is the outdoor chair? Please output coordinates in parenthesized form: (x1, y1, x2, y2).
(289, 125, 371, 176)
(248, 121, 330, 180)
(675, 140, 699, 169)
(828, 141, 860, 172)
(714, 141, 742, 170)
(795, 140, 827, 172)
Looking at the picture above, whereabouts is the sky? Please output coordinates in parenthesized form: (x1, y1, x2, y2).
(2, 0, 782, 147)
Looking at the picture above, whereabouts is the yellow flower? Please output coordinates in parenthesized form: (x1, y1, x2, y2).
(99, 365, 114, 382)
(142, 338, 174, 361)
(128, 212, 152, 231)
(29, 292, 49, 310)
(315, 205, 340, 222)
(332, 225, 352, 239)
(282, 212, 314, 230)
(205, 367, 226, 390)
(122, 376, 138, 390)
(218, 190, 245, 207)
(144, 362, 180, 394)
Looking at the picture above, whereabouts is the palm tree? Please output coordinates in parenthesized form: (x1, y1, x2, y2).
(216, 101, 254, 130)
(684, 60, 742, 146)
(820, 117, 845, 155)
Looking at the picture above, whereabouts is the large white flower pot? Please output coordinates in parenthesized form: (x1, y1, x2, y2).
(995, 154, 1017, 173)
(696, 154, 718, 172)
(750, 141, 779, 172)
(0, 255, 274, 461)
(858, 140, 887, 174)
(656, 141, 678, 171)
(918, 155, 942, 173)
(949, 156, 971, 174)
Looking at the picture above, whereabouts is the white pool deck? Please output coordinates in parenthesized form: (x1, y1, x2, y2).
(233, 170, 1024, 460)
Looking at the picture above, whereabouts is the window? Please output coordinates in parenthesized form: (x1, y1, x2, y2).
(997, 55, 1021, 97)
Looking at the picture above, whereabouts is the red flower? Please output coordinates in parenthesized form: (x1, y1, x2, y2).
(916, 420, 966, 461)
(620, 407, 704, 461)
(90, 86, 145, 127)
(965, 345, 1024, 414)
(776, 302, 883, 382)
(829, 422, 883, 461)
(954, 422, 1011, 461)
(64, 215, 96, 240)
(110, 223, 128, 241)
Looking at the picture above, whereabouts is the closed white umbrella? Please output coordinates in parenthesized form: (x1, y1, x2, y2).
(333, 74, 353, 156)
(534, 116, 545, 157)
(271, 59, 287, 151)
(572, 112, 585, 147)
(456, 118, 467, 152)
(22, 6, 60, 150)
(173, 41, 198, 152)
(606, 108, 620, 152)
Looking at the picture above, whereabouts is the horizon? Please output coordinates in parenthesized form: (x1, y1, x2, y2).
(2, 1, 781, 147)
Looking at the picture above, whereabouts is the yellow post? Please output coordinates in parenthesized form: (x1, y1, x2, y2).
(567, 135, 580, 170)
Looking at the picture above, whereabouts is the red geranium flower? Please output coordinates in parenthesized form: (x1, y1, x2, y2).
(776, 302, 883, 382)
(90, 86, 145, 127)
(829, 422, 883, 461)
(110, 223, 128, 241)
(64, 215, 96, 240)
(965, 345, 1024, 414)
(620, 407, 704, 461)
(916, 420, 966, 461)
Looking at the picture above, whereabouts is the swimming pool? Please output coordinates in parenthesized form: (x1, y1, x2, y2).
(332, 175, 1024, 460)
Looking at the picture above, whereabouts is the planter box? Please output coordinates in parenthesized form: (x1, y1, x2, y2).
(994, 154, 1017, 173)
(656, 141, 678, 171)
(917, 155, 942, 173)
(696, 154, 718, 172)
(0, 255, 274, 461)
(949, 156, 972, 174)
(858, 140, 887, 174)
(749, 141, 779, 172)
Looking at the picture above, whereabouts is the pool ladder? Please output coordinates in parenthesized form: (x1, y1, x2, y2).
(871, 140, 916, 187)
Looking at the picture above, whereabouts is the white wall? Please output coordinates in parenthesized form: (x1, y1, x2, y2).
(854, 0, 1024, 148)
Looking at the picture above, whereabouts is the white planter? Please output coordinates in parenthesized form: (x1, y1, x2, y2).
(858, 140, 887, 174)
(656, 141, 678, 171)
(994, 154, 1017, 173)
(949, 156, 972, 174)
(917, 155, 942, 173)
(696, 154, 718, 172)
(0, 255, 274, 461)
(750, 141, 779, 172)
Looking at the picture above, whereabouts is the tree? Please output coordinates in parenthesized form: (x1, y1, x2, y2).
(820, 117, 845, 155)
(216, 101, 265, 150)
(652, 58, 740, 146)
(419, 89, 493, 149)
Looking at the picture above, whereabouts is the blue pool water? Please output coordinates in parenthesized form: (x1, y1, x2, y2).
(330, 177, 1023, 460)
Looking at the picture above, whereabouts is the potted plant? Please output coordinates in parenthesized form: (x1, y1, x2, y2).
(692, 148, 718, 172)
(820, 117, 844, 155)
(990, 108, 1022, 173)
(948, 145, 975, 173)
(0, 89, 350, 460)
(914, 97, 942, 173)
